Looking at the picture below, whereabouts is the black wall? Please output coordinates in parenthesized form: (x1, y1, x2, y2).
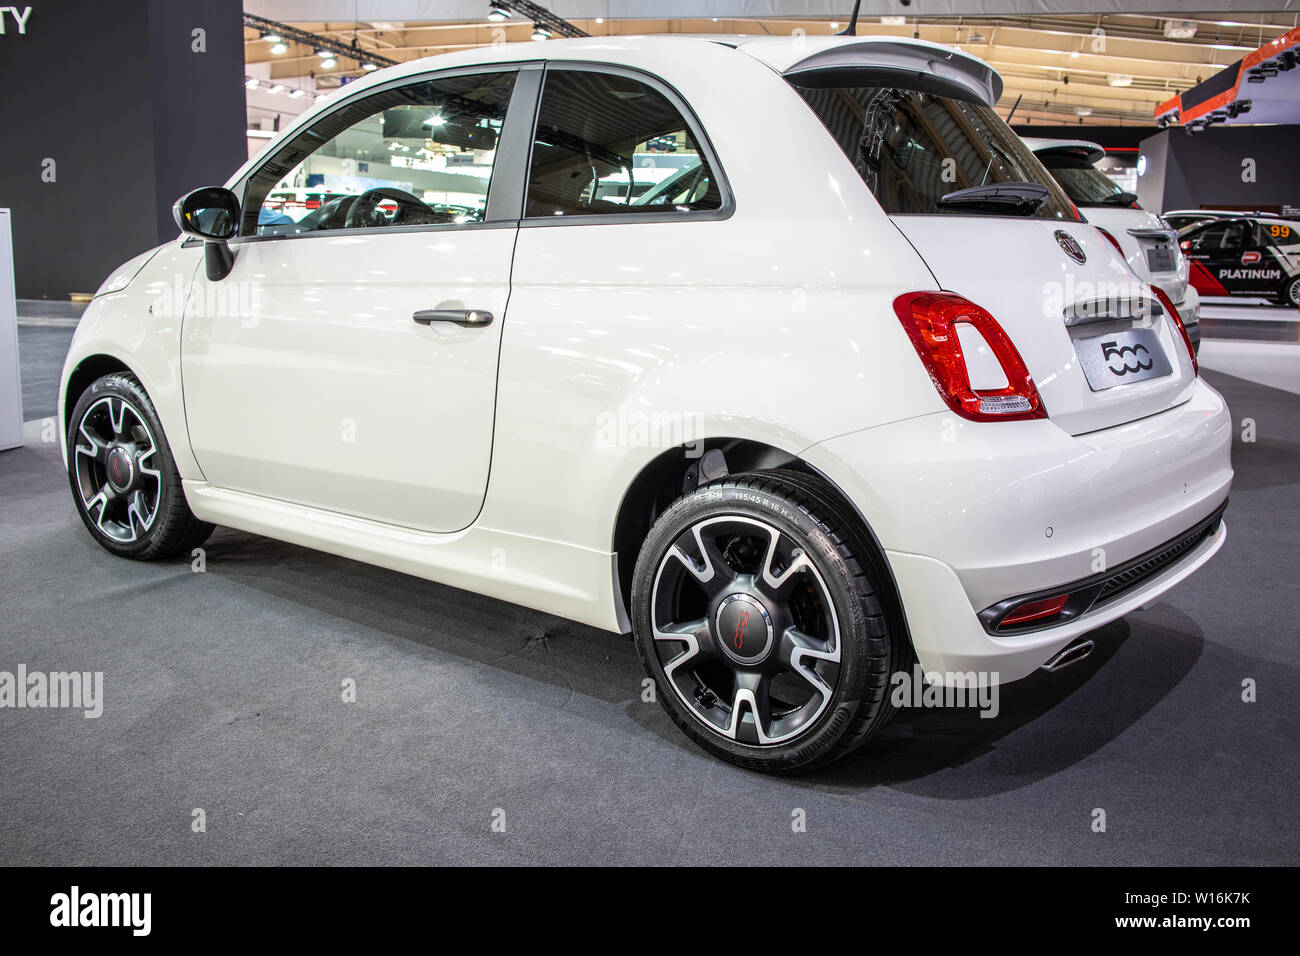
(1137, 126, 1300, 215)
(0, 0, 245, 299)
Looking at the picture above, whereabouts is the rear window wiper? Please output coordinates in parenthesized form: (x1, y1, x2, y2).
(937, 182, 1050, 216)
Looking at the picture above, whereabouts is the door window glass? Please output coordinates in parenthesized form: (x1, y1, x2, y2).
(525, 69, 722, 218)
(243, 71, 516, 236)
(1188, 222, 1246, 251)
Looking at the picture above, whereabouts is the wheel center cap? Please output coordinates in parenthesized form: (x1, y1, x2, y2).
(106, 446, 134, 492)
(715, 593, 774, 664)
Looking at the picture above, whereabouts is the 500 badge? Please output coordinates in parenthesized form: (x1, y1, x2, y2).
(1077, 328, 1173, 391)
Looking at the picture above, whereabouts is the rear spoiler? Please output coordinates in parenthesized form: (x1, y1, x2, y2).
(774, 38, 1002, 107)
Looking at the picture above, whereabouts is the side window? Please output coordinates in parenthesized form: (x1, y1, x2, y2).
(242, 71, 517, 237)
(1220, 222, 1247, 249)
(525, 69, 723, 218)
(1189, 222, 1238, 252)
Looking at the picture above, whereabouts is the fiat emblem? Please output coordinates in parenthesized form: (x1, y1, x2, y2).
(1055, 230, 1087, 264)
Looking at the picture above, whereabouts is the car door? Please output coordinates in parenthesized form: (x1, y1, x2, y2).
(1183, 219, 1247, 298)
(181, 66, 539, 533)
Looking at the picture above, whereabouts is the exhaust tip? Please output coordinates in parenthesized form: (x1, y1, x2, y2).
(1041, 639, 1095, 673)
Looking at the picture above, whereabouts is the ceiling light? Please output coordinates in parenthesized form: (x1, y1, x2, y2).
(1108, 74, 1133, 87)
(260, 31, 281, 43)
(289, 88, 305, 98)
(595, 17, 604, 24)
(361, 62, 378, 71)
(531, 23, 552, 41)
(319, 55, 337, 69)
(879, 16, 904, 25)
(270, 41, 288, 54)
(424, 113, 446, 127)
(245, 77, 259, 89)
(488, 2, 510, 20)
(1163, 20, 1198, 40)
(1076, 107, 1093, 116)
(1070, 50, 1079, 58)
(267, 84, 285, 94)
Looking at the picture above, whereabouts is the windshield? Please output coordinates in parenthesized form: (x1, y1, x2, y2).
(1035, 153, 1130, 207)
(791, 82, 1078, 220)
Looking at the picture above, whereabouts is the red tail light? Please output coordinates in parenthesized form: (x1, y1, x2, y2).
(1096, 227, 1126, 257)
(893, 292, 1047, 423)
(1151, 285, 1198, 375)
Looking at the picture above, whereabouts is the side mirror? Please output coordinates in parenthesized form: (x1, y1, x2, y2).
(172, 186, 240, 281)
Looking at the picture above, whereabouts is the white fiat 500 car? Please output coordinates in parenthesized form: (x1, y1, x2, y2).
(1023, 137, 1201, 352)
(61, 35, 1230, 772)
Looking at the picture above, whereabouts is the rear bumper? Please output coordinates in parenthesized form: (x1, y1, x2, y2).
(804, 377, 1232, 683)
(886, 519, 1225, 682)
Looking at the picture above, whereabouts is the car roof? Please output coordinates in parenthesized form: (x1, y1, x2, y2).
(229, 33, 1005, 188)
(1182, 213, 1293, 225)
(318, 33, 1002, 105)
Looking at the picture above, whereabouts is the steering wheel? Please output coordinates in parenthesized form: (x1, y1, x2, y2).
(344, 187, 436, 229)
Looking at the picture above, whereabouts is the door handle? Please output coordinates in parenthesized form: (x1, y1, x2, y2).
(413, 309, 494, 327)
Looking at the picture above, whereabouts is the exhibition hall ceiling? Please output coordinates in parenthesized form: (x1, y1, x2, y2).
(243, 11, 1299, 126)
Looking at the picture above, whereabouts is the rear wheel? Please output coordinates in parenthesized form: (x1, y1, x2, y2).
(67, 372, 213, 559)
(631, 470, 902, 773)
(1280, 276, 1300, 308)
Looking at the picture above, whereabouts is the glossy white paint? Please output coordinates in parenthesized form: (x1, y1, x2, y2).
(182, 227, 515, 532)
(61, 35, 1231, 684)
(60, 240, 205, 478)
(1023, 137, 1193, 308)
(892, 216, 1197, 436)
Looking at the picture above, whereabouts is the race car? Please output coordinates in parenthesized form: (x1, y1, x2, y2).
(1163, 209, 1297, 233)
(1179, 216, 1300, 306)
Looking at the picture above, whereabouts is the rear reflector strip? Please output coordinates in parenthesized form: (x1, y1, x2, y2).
(1000, 594, 1069, 627)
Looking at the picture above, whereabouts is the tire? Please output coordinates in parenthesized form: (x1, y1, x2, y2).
(66, 371, 213, 560)
(630, 469, 903, 773)
(1280, 276, 1300, 308)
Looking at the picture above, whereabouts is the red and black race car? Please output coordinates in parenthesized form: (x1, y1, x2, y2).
(1179, 216, 1300, 306)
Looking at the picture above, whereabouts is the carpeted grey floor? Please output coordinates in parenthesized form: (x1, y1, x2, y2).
(16, 323, 76, 423)
(0, 362, 1296, 865)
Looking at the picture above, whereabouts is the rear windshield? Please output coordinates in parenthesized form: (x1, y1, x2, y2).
(1036, 153, 1128, 207)
(791, 83, 1078, 220)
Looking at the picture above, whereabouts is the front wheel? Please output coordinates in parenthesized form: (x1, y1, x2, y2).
(66, 372, 213, 559)
(630, 470, 902, 773)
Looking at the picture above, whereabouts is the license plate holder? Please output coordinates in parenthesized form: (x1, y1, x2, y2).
(1076, 328, 1173, 391)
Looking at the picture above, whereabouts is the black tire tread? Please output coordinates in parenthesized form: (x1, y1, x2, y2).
(68, 371, 214, 561)
(634, 466, 905, 774)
